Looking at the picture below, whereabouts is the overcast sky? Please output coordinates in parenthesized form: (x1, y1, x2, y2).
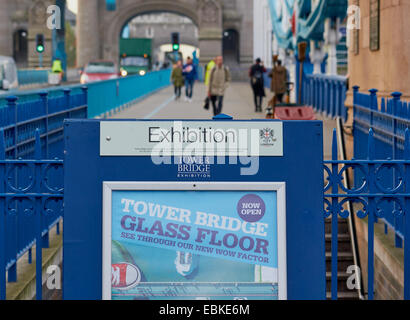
(67, 0, 78, 14)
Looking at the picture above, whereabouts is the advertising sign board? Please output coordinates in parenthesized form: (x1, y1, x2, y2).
(102, 182, 286, 300)
(63, 119, 325, 300)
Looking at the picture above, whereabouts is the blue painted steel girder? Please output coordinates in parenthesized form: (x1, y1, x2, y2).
(106, 0, 116, 11)
(268, 0, 348, 50)
(268, 0, 295, 50)
(53, 0, 67, 80)
(297, 0, 348, 43)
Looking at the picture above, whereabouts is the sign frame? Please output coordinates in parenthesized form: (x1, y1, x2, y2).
(100, 121, 284, 157)
(102, 181, 287, 300)
(63, 119, 325, 300)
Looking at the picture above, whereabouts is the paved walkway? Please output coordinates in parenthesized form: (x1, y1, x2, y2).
(111, 82, 268, 120)
(316, 113, 337, 161)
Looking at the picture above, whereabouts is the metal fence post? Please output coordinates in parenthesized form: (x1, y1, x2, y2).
(341, 80, 348, 121)
(381, 98, 386, 113)
(392, 92, 403, 248)
(367, 128, 376, 300)
(0, 129, 6, 300)
(404, 128, 410, 300)
(64, 88, 71, 109)
(5, 96, 18, 283)
(352, 86, 360, 132)
(34, 129, 42, 300)
(6, 96, 18, 158)
(81, 86, 89, 117)
(369, 89, 378, 129)
(331, 129, 339, 300)
(39, 92, 49, 160)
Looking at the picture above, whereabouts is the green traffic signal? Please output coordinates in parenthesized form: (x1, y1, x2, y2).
(171, 32, 180, 52)
(36, 34, 45, 53)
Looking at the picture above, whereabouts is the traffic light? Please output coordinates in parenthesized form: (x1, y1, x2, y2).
(36, 34, 45, 53)
(171, 32, 180, 52)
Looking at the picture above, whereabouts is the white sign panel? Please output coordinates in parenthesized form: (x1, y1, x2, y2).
(100, 121, 283, 157)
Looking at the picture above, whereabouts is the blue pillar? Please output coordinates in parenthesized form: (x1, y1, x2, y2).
(106, 0, 117, 11)
(53, 0, 67, 81)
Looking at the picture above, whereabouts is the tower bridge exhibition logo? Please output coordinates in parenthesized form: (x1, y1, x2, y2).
(176, 156, 211, 179)
(260, 128, 277, 146)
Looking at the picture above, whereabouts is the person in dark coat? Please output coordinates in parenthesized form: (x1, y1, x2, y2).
(269, 60, 288, 103)
(249, 58, 267, 112)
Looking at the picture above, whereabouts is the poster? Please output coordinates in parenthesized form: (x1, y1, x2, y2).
(104, 184, 285, 300)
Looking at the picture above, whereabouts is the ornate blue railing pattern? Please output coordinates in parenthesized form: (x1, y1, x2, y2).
(0, 89, 87, 300)
(0, 130, 63, 300)
(302, 73, 348, 121)
(353, 86, 410, 248)
(325, 128, 410, 300)
(1, 88, 87, 159)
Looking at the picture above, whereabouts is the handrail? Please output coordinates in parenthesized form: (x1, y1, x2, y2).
(336, 117, 365, 300)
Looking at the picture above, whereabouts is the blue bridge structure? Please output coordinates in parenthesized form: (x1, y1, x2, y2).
(0, 0, 409, 301)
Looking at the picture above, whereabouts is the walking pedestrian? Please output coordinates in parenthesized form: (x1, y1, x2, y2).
(204, 58, 216, 87)
(249, 58, 266, 112)
(208, 56, 231, 116)
(182, 57, 197, 102)
(203, 58, 216, 110)
(269, 60, 288, 104)
(171, 60, 184, 100)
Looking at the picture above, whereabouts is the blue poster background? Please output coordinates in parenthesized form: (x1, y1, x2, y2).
(112, 190, 277, 268)
(111, 190, 278, 300)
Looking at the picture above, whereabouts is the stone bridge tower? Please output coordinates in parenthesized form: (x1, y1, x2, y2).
(77, 0, 253, 76)
(0, 0, 54, 68)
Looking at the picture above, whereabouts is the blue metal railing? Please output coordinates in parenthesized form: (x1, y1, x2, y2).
(0, 70, 171, 299)
(302, 73, 348, 121)
(353, 86, 410, 249)
(325, 128, 410, 300)
(86, 69, 171, 118)
(4, 69, 171, 119)
(0, 89, 87, 300)
(0, 71, 409, 299)
(17, 69, 50, 86)
(0, 131, 64, 301)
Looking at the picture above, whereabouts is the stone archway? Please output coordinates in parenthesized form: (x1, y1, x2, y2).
(77, 0, 224, 67)
(104, 1, 200, 64)
(223, 28, 240, 63)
